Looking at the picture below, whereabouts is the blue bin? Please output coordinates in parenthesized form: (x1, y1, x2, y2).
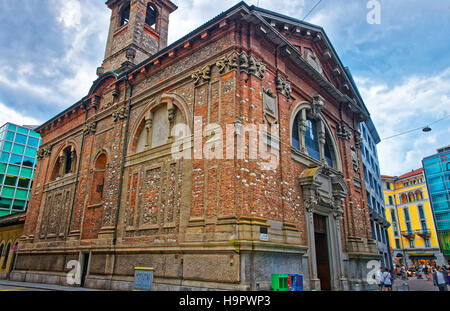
(288, 274, 303, 291)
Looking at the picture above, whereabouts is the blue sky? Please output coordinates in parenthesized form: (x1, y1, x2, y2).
(0, 0, 449, 176)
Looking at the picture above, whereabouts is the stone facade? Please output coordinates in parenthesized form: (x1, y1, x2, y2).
(13, 2, 379, 290)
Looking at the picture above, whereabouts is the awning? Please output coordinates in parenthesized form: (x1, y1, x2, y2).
(408, 254, 437, 260)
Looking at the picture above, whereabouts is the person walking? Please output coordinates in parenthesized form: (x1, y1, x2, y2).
(382, 268, 393, 291)
(375, 267, 384, 291)
(446, 265, 450, 285)
(432, 266, 449, 291)
(424, 265, 429, 280)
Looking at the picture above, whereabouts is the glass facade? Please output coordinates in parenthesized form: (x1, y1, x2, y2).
(0, 123, 41, 217)
(422, 148, 450, 256)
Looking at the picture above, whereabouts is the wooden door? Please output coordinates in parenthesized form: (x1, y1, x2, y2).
(314, 214, 331, 291)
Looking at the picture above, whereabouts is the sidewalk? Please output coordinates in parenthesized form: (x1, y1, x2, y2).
(0, 279, 106, 291)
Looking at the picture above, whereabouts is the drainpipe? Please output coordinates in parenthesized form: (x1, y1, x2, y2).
(112, 75, 133, 245)
(66, 105, 89, 237)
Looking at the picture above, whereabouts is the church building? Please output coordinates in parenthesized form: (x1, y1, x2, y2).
(13, 1, 379, 290)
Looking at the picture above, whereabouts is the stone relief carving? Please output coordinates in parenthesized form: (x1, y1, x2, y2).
(262, 88, 278, 123)
(37, 144, 53, 160)
(83, 120, 97, 136)
(350, 145, 360, 173)
(337, 122, 351, 141)
(308, 95, 324, 120)
(192, 51, 266, 87)
(354, 130, 363, 150)
(112, 105, 128, 122)
(275, 75, 292, 98)
(238, 51, 266, 79)
(216, 52, 238, 74)
(191, 65, 211, 86)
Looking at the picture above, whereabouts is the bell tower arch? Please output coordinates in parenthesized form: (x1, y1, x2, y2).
(100, 0, 177, 74)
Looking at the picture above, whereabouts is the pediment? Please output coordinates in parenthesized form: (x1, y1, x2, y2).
(250, 7, 368, 118)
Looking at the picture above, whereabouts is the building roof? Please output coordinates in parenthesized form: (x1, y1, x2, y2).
(0, 212, 26, 227)
(381, 168, 423, 180)
(35, 1, 370, 133)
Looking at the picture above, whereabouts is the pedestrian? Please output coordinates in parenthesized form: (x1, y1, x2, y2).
(400, 266, 406, 279)
(424, 265, 429, 279)
(432, 266, 449, 291)
(375, 267, 384, 291)
(382, 268, 393, 291)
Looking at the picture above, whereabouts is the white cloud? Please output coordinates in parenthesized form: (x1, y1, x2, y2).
(357, 68, 450, 176)
(0, 101, 41, 127)
(57, 0, 81, 28)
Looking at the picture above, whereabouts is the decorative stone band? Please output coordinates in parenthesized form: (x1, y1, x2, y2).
(191, 51, 266, 87)
(238, 51, 266, 79)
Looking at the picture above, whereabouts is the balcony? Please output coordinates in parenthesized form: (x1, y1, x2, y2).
(401, 230, 416, 239)
(415, 229, 431, 238)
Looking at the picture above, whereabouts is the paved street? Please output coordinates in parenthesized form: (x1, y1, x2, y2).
(0, 284, 48, 291)
(407, 277, 441, 291)
(0, 280, 104, 291)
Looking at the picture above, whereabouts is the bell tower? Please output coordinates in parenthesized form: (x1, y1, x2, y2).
(99, 0, 177, 75)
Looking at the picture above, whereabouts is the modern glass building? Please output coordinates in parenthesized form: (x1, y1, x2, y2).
(359, 119, 392, 269)
(0, 123, 41, 217)
(422, 145, 450, 264)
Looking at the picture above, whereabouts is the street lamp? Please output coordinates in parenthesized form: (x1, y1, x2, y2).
(393, 194, 408, 270)
(422, 126, 432, 132)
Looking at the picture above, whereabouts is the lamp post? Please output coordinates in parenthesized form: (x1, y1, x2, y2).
(394, 193, 408, 270)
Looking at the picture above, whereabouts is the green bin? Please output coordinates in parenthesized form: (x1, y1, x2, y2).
(271, 274, 289, 291)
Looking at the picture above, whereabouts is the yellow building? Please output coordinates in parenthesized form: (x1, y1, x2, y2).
(382, 168, 446, 267)
(0, 212, 25, 279)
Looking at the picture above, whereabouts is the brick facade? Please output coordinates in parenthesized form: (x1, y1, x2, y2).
(13, 1, 379, 290)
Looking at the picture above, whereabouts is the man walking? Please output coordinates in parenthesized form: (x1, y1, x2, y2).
(376, 267, 384, 291)
(432, 266, 449, 291)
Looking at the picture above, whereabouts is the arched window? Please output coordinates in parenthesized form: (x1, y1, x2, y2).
(89, 153, 108, 205)
(304, 118, 320, 161)
(291, 101, 337, 169)
(401, 194, 408, 204)
(415, 190, 423, 201)
(145, 3, 158, 29)
(50, 146, 76, 181)
(408, 192, 415, 202)
(132, 101, 185, 154)
(119, 2, 130, 27)
(2, 243, 11, 269)
(0, 243, 4, 264)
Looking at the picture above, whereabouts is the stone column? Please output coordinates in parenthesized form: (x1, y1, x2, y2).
(145, 110, 153, 148)
(304, 193, 321, 291)
(318, 120, 326, 164)
(332, 196, 349, 290)
(167, 101, 175, 139)
(70, 147, 76, 173)
(58, 152, 66, 177)
(298, 109, 307, 153)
